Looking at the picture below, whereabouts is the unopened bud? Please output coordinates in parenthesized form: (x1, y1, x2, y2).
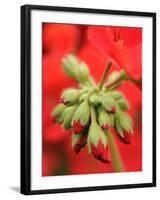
(117, 98, 129, 110)
(97, 107, 111, 130)
(51, 103, 66, 122)
(114, 111, 133, 143)
(61, 88, 80, 104)
(88, 122, 107, 153)
(62, 54, 78, 78)
(61, 105, 77, 130)
(91, 140, 111, 163)
(102, 95, 116, 113)
(72, 101, 90, 132)
(72, 132, 88, 153)
(75, 62, 90, 83)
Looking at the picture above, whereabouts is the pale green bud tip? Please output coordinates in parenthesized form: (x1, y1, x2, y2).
(75, 62, 90, 83)
(61, 88, 80, 104)
(107, 71, 120, 83)
(62, 54, 79, 78)
(51, 103, 66, 117)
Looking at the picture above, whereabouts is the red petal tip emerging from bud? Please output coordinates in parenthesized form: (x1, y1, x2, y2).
(110, 106, 116, 113)
(74, 144, 81, 154)
(115, 129, 132, 144)
(91, 140, 110, 163)
(102, 123, 110, 130)
(123, 131, 131, 144)
(58, 98, 68, 104)
(73, 120, 85, 134)
(73, 135, 87, 153)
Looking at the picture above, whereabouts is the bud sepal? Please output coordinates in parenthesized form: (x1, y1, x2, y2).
(51, 103, 66, 123)
(61, 105, 77, 130)
(114, 111, 133, 144)
(61, 88, 80, 104)
(72, 101, 90, 133)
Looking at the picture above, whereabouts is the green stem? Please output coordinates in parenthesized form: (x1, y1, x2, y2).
(107, 131, 124, 172)
(91, 107, 97, 123)
(99, 62, 112, 90)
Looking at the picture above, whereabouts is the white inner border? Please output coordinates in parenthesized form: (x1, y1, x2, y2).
(31, 10, 153, 190)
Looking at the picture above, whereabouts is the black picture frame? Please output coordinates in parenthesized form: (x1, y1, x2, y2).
(21, 4, 156, 195)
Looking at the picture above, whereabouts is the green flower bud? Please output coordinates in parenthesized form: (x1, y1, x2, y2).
(102, 95, 116, 112)
(75, 62, 90, 83)
(115, 111, 133, 138)
(110, 91, 124, 100)
(88, 122, 108, 153)
(61, 88, 80, 104)
(61, 105, 77, 130)
(51, 103, 66, 122)
(89, 94, 101, 106)
(62, 54, 78, 78)
(72, 101, 90, 127)
(117, 98, 129, 110)
(107, 71, 120, 83)
(97, 107, 111, 129)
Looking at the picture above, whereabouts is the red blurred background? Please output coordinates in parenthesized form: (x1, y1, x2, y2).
(42, 23, 142, 176)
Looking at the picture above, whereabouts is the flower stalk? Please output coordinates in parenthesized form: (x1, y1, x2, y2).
(99, 62, 112, 90)
(107, 130, 124, 172)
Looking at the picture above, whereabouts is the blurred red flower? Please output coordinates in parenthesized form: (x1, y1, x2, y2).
(88, 26, 142, 80)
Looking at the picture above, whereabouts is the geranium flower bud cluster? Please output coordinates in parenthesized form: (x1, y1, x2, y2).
(51, 54, 133, 163)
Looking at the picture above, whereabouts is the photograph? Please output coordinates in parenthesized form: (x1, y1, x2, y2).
(42, 23, 142, 176)
(20, 5, 156, 194)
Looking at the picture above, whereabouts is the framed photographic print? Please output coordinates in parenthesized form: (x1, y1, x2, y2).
(21, 4, 156, 195)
